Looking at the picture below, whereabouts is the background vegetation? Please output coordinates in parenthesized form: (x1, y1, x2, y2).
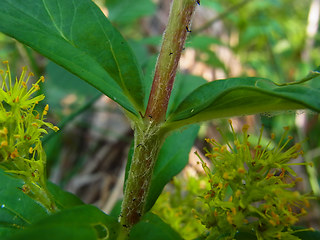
(0, 0, 319, 238)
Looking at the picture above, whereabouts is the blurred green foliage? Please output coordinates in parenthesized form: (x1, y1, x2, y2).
(152, 176, 209, 239)
(202, 0, 318, 82)
(0, 0, 319, 238)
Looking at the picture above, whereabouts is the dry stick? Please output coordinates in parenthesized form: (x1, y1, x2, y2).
(118, 0, 197, 236)
(102, 160, 126, 213)
(192, 0, 253, 35)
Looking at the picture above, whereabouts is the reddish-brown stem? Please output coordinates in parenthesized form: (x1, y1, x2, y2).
(118, 1, 197, 238)
(145, 0, 197, 122)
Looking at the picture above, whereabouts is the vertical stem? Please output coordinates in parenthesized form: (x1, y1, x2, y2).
(119, 122, 165, 230)
(145, 0, 197, 122)
(119, 0, 197, 236)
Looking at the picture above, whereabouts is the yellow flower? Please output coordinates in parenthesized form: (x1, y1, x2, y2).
(196, 120, 313, 239)
(0, 61, 58, 212)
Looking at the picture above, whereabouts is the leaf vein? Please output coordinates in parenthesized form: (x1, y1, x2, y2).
(90, 6, 129, 97)
(41, 0, 74, 46)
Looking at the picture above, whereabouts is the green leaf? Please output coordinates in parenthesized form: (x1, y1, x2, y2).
(234, 231, 257, 240)
(129, 212, 183, 240)
(47, 181, 84, 209)
(7, 205, 120, 240)
(145, 125, 200, 211)
(106, 0, 156, 24)
(274, 66, 320, 86)
(109, 200, 122, 219)
(0, 170, 87, 239)
(0, 169, 50, 238)
(165, 77, 320, 130)
(300, 66, 320, 84)
(292, 227, 320, 240)
(45, 60, 99, 113)
(167, 74, 207, 116)
(124, 125, 199, 212)
(0, 0, 144, 115)
(128, 40, 150, 68)
(143, 56, 158, 107)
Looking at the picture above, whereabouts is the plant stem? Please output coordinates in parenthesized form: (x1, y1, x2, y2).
(119, 0, 197, 235)
(119, 121, 165, 231)
(145, 0, 197, 122)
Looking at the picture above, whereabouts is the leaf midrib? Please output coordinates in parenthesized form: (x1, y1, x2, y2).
(168, 84, 319, 122)
(2, 0, 139, 112)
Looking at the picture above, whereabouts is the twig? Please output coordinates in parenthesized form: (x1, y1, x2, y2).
(192, 0, 253, 34)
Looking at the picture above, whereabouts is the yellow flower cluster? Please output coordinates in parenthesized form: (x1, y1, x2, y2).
(0, 61, 58, 211)
(195, 120, 314, 240)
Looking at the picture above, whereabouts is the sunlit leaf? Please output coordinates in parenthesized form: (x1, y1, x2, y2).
(165, 77, 320, 130)
(0, 0, 144, 115)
